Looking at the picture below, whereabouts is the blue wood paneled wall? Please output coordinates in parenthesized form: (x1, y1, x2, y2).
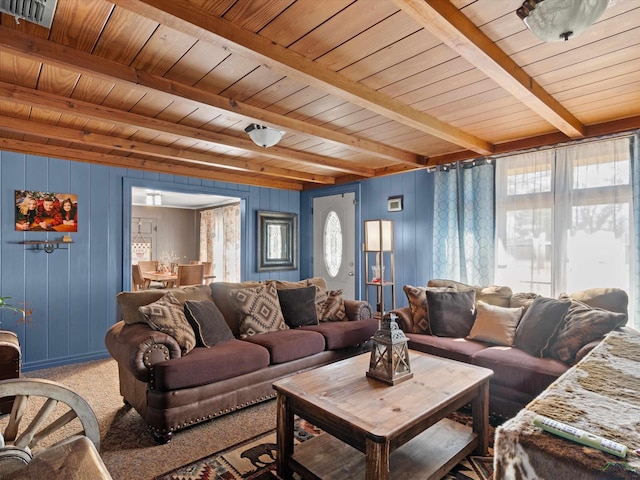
(301, 169, 435, 311)
(0, 152, 300, 371)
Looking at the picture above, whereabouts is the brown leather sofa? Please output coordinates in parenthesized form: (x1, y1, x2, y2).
(105, 279, 376, 443)
(392, 279, 636, 419)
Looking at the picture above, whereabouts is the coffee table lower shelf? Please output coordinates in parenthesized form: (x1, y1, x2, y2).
(289, 418, 477, 480)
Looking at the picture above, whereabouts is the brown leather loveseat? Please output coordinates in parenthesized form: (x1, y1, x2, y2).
(105, 278, 375, 443)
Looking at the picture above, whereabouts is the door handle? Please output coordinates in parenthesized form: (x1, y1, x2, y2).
(347, 271, 354, 276)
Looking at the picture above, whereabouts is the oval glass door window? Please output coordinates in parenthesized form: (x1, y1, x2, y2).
(324, 211, 342, 277)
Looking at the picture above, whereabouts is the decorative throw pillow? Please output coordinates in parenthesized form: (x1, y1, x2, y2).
(546, 300, 627, 364)
(426, 289, 476, 337)
(510, 292, 539, 312)
(403, 285, 454, 334)
(277, 286, 318, 328)
(311, 285, 329, 320)
(229, 281, 288, 338)
(184, 300, 234, 347)
(467, 301, 524, 346)
(563, 288, 628, 315)
(513, 296, 571, 358)
(139, 291, 196, 353)
(319, 290, 347, 322)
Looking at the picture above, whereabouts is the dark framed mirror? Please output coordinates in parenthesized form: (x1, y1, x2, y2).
(257, 211, 298, 271)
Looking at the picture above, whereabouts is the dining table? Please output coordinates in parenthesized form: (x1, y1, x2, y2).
(142, 271, 178, 288)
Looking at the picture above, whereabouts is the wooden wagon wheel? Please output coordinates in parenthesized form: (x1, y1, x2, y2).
(0, 378, 100, 475)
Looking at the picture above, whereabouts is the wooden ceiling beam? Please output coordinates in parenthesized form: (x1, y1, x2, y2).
(393, 0, 585, 139)
(0, 26, 420, 169)
(114, 0, 493, 155)
(0, 115, 335, 184)
(425, 116, 640, 167)
(0, 64, 373, 178)
(0, 138, 303, 191)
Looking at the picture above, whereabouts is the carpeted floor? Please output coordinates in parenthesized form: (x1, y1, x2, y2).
(155, 417, 494, 480)
(18, 358, 496, 480)
(21, 358, 278, 480)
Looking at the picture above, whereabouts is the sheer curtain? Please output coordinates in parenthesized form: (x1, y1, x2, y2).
(495, 137, 635, 324)
(432, 161, 495, 285)
(199, 203, 241, 282)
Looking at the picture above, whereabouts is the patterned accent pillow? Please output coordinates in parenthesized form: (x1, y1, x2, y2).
(311, 285, 329, 320)
(139, 291, 196, 354)
(229, 281, 288, 338)
(319, 290, 347, 322)
(403, 285, 455, 334)
(546, 300, 627, 364)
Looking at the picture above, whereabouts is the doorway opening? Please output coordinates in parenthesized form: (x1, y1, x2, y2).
(128, 186, 242, 289)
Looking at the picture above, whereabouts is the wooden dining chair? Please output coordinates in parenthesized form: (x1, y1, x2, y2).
(132, 264, 150, 291)
(175, 264, 204, 287)
(138, 260, 158, 272)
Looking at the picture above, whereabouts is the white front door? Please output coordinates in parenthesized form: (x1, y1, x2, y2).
(313, 193, 356, 298)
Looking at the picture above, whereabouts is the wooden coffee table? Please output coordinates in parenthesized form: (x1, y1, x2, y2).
(273, 351, 493, 480)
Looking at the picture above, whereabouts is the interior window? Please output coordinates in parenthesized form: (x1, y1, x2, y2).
(495, 138, 633, 299)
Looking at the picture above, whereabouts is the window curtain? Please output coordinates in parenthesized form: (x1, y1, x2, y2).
(432, 161, 495, 285)
(631, 133, 640, 326)
(495, 137, 635, 324)
(199, 203, 240, 282)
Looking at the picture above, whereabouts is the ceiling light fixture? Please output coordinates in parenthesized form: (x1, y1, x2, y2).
(516, 0, 609, 42)
(244, 124, 285, 148)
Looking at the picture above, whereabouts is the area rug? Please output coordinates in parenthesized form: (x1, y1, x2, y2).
(155, 416, 494, 480)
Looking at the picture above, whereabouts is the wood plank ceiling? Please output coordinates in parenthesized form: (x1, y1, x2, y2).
(0, 0, 639, 191)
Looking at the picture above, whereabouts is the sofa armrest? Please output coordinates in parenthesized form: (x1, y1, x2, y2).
(390, 307, 413, 333)
(573, 326, 640, 365)
(343, 299, 372, 321)
(104, 321, 182, 383)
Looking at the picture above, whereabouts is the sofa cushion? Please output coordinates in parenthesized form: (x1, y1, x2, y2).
(229, 281, 288, 338)
(471, 346, 568, 397)
(241, 329, 325, 364)
(117, 284, 213, 325)
(319, 290, 347, 322)
(513, 296, 570, 358)
(406, 333, 488, 364)
(546, 300, 627, 364)
(153, 339, 270, 391)
(403, 285, 454, 334)
(184, 299, 234, 347)
(427, 279, 512, 307)
(467, 301, 524, 346)
(277, 286, 318, 327)
(564, 287, 628, 314)
(426, 289, 476, 337)
(510, 292, 539, 312)
(209, 281, 262, 336)
(301, 317, 378, 350)
(138, 291, 196, 354)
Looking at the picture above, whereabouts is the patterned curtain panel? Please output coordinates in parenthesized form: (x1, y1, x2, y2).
(432, 161, 495, 285)
(199, 203, 241, 282)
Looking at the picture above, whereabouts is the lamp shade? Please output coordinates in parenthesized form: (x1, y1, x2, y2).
(517, 0, 609, 42)
(364, 220, 393, 252)
(244, 124, 285, 148)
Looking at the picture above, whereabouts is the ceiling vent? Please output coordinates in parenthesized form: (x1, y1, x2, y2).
(0, 0, 58, 29)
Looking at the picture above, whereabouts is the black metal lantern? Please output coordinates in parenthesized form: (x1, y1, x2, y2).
(366, 312, 412, 385)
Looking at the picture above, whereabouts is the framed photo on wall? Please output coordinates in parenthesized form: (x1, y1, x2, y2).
(15, 190, 78, 232)
(387, 195, 403, 212)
